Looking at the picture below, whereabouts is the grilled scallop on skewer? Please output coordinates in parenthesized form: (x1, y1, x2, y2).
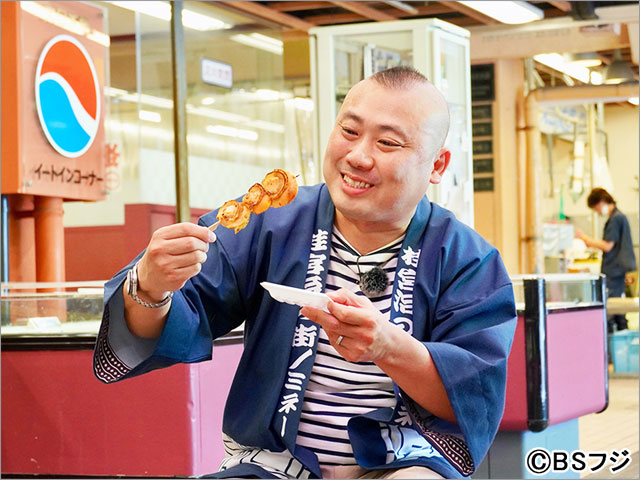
(242, 183, 272, 214)
(209, 170, 299, 234)
(261, 169, 298, 208)
(216, 200, 251, 234)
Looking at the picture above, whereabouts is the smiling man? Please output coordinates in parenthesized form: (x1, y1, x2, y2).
(94, 67, 516, 479)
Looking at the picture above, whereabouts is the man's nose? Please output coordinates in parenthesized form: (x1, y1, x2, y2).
(345, 140, 374, 170)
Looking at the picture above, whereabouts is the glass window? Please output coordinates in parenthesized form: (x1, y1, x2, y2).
(64, 1, 308, 227)
(333, 31, 413, 108)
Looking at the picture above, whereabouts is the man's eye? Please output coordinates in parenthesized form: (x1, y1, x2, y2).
(341, 126, 357, 136)
(379, 140, 401, 148)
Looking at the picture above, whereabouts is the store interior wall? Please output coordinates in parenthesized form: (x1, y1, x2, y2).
(472, 59, 523, 275)
(540, 104, 639, 248)
(605, 104, 639, 245)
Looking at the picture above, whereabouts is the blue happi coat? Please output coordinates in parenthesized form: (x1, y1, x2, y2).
(94, 184, 517, 479)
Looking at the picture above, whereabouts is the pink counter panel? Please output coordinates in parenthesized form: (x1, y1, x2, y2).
(500, 274, 609, 433)
(1, 342, 243, 477)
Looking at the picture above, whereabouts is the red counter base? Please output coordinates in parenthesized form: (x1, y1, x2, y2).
(1, 343, 243, 477)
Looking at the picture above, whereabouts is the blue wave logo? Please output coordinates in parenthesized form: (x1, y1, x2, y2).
(35, 35, 100, 158)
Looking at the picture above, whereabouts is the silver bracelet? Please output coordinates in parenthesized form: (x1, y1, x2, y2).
(126, 261, 173, 308)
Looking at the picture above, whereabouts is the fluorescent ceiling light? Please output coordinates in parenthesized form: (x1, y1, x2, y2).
(206, 125, 258, 141)
(250, 33, 282, 48)
(187, 105, 249, 124)
(568, 52, 602, 68)
(106, 120, 282, 161)
(21, 2, 110, 47)
(457, 1, 543, 24)
(245, 119, 285, 134)
(382, 1, 419, 15)
(256, 89, 288, 101)
(188, 134, 281, 159)
(181, 9, 228, 31)
(139, 110, 161, 123)
(108, 2, 170, 21)
(106, 89, 284, 134)
(107, 1, 229, 31)
(293, 98, 314, 112)
(106, 87, 127, 96)
(107, 87, 174, 108)
(231, 89, 293, 102)
(201, 96, 215, 106)
(230, 33, 283, 55)
(138, 93, 173, 109)
(254, 89, 281, 101)
(628, 97, 639, 106)
(534, 53, 602, 85)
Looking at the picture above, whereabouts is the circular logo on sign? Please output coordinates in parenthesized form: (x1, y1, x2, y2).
(35, 35, 100, 158)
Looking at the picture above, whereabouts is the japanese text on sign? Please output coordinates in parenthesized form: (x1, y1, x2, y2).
(33, 164, 103, 186)
(201, 58, 232, 88)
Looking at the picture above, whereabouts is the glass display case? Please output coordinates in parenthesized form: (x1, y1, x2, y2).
(1, 281, 245, 345)
(511, 273, 604, 311)
(503, 273, 608, 433)
(477, 273, 609, 478)
(309, 19, 473, 227)
(1, 282, 104, 348)
(1, 281, 244, 477)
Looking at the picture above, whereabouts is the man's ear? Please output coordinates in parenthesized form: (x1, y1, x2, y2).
(429, 148, 451, 185)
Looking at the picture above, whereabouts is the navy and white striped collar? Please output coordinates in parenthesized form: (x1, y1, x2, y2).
(332, 228, 405, 258)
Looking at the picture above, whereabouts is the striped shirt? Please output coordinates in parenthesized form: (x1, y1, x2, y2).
(295, 229, 405, 466)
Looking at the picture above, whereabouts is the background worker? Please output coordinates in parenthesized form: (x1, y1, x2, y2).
(576, 187, 637, 332)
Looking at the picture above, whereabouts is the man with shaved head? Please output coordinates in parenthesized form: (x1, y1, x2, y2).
(95, 67, 516, 479)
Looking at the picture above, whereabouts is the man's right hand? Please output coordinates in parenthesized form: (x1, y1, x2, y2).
(136, 223, 216, 302)
(123, 223, 216, 339)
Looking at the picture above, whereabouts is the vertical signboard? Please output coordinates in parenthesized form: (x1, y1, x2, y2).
(1, 1, 108, 201)
(471, 64, 495, 192)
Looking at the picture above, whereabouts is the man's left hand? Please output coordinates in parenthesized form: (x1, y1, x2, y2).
(301, 288, 399, 363)
(303, 288, 457, 423)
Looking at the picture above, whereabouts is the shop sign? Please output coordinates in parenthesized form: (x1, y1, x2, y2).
(473, 158, 494, 174)
(472, 122, 492, 137)
(474, 177, 494, 192)
(472, 104, 492, 120)
(471, 64, 495, 102)
(473, 139, 493, 156)
(1, 1, 107, 201)
(201, 58, 232, 88)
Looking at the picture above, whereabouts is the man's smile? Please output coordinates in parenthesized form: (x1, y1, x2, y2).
(342, 173, 373, 192)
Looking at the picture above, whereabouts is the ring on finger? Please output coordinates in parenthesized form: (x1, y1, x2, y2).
(336, 335, 344, 346)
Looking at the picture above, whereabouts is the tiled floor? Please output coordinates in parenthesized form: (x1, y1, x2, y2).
(580, 373, 639, 479)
